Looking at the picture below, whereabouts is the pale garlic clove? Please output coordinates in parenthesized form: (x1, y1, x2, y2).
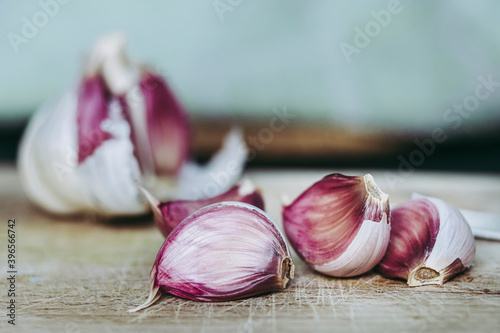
(376, 194, 476, 286)
(140, 179, 265, 238)
(282, 173, 391, 277)
(129, 202, 294, 311)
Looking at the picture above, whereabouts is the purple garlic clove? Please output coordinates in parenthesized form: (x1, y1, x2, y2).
(376, 194, 476, 286)
(129, 202, 294, 311)
(283, 173, 391, 277)
(124, 72, 190, 177)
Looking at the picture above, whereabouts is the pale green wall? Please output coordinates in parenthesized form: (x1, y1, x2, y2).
(1, 0, 500, 131)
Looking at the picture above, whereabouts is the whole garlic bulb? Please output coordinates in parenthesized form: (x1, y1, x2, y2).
(282, 173, 391, 277)
(18, 33, 247, 216)
(129, 202, 294, 311)
(376, 194, 476, 286)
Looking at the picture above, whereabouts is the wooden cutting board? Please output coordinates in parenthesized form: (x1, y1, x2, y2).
(1, 166, 499, 332)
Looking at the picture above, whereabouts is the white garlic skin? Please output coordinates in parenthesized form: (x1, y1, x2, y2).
(18, 87, 147, 216)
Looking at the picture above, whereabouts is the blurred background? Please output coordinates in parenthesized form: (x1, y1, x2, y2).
(1, 0, 499, 171)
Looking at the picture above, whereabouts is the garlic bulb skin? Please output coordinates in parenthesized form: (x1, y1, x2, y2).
(376, 194, 476, 286)
(282, 173, 391, 277)
(18, 84, 147, 216)
(129, 202, 294, 311)
(140, 179, 265, 238)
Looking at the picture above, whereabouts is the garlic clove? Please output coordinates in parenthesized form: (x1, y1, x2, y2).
(140, 179, 265, 237)
(282, 173, 391, 277)
(125, 71, 190, 177)
(129, 202, 294, 311)
(376, 194, 476, 286)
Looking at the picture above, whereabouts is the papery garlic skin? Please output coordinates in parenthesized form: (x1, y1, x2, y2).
(129, 202, 294, 311)
(18, 85, 146, 215)
(140, 179, 265, 238)
(377, 194, 476, 286)
(174, 127, 249, 200)
(282, 173, 391, 277)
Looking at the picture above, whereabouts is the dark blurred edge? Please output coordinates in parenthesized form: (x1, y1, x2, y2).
(1, 117, 499, 173)
(192, 118, 500, 173)
(0, 119, 25, 162)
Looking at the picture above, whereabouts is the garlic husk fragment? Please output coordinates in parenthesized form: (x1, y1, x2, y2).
(376, 194, 476, 286)
(174, 127, 248, 200)
(282, 173, 391, 277)
(129, 202, 294, 311)
(460, 209, 500, 241)
(140, 179, 265, 238)
(17, 33, 248, 216)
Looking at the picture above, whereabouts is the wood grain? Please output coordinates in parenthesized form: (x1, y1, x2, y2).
(0, 166, 499, 332)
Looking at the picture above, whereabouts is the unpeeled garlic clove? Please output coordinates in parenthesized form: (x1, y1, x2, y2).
(376, 194, 476, 286)
(129, 202, 294, 311)
(282, 173, 391, 277)
(139, 179, 265, 237)
(125, 71, 190, 177)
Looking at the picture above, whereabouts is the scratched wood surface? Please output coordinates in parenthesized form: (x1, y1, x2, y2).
(0, 165, 499, 333)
